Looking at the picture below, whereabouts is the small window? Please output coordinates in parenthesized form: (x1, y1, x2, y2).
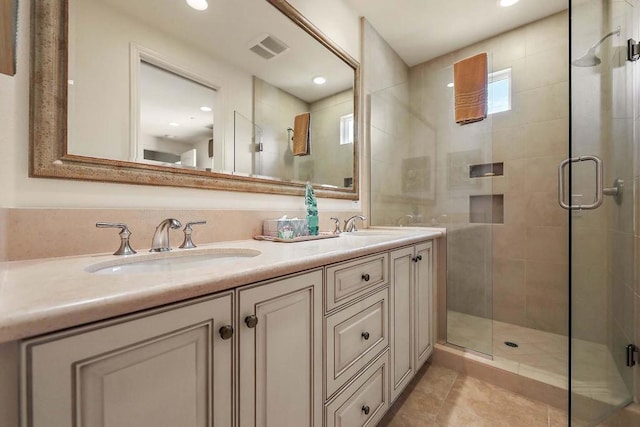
(487, 68, 511, 115)
(340, 114, 354, 145)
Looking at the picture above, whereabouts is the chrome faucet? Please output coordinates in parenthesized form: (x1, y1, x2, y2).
(344, 215, 366, 232)
(150, 218, 182, 252)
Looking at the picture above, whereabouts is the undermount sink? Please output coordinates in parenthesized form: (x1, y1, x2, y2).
(343, 230, 398, 237)
(86, 248, 262, 275)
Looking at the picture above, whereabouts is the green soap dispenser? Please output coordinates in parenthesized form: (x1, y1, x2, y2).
(305, 182, 319, 236)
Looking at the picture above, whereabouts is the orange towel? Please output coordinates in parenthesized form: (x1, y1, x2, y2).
(453, 53, 488, 125)
(293, 113, 311, 156)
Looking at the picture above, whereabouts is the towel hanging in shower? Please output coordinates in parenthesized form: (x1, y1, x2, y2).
(453, 53, 488, 125)
(293, 112, 311, 156)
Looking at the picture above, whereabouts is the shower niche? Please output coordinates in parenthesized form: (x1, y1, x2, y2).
(469, 194, 504, 224)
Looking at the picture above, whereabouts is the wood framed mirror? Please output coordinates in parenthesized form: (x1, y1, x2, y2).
(30, 0, 360, 199)
(0, 0, 16, 76)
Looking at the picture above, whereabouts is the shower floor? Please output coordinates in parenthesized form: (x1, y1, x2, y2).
(447, 311, 630, 408)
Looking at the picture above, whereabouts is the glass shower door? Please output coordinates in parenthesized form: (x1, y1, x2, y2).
(570, 0, 635, 424)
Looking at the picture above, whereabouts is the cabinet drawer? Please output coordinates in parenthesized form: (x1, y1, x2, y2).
(325, 350, 389, 427)
(325, 287, 388, 398)
(326, 253, 388, 312)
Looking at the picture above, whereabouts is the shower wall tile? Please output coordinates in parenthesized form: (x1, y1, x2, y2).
(523, 118, 569, 158)
(525, 261, 569, 335)
(520, 83, 570, 124)
(493, 224, 525, 260)
(524, 155, 566, 194)
(524, 12, 569, 56)
(522, 45, 569, 92)
(572, 263, 607, 343)
(492, 126, 526, 161)
(503, 193, 527, 227)
(493, 258, 527, 326)
(525, 226, 568, 263)
(525, 192, 567, 227)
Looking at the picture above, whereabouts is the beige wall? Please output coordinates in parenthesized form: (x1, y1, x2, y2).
(0, 0, 361, 261)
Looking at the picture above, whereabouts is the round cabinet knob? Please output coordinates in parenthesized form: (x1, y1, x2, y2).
(361, 331, 370, 340)
(245, 315, 259, 328)
(219, 325, 234, 340)
(362, 405, 370, 415)
(361, 273, 370, 282)
(416, 255, 423, 261)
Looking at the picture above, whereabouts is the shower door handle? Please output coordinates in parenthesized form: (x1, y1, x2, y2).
(557, 155, 603, 210)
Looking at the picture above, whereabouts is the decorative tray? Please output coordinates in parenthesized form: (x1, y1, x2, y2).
(253, 233, 339, 243)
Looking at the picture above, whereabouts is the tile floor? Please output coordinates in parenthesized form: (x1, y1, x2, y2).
(446, 311, 630, 407)
(379, 363, 568, 427)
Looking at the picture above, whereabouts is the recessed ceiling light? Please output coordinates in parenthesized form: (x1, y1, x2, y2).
(169, 122, 180, 127)
(200, 106, 212, 112)
(312, 76, 327, 85)
(447, 82, 454, 88)
(498, 0, 520, 7)
(186, 0, 208, 11)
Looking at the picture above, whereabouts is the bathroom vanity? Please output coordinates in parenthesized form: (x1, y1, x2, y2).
(0, 228, 441, 427)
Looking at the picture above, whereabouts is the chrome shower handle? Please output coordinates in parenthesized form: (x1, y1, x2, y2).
(558, 155, 603, 210)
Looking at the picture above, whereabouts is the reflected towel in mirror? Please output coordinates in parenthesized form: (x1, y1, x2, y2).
(293, 112, 311, 156)
(453, 53, 487, 125)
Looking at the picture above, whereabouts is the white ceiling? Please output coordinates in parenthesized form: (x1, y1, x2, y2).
(345, 0, 568, 66)
(99, 0, 354, 103)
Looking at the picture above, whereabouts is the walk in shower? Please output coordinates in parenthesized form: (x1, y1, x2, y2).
(369, 0, 638, 424)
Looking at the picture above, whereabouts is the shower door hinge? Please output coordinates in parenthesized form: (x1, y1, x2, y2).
(628, 39, 640, 62)
(626, 344, 638, 367)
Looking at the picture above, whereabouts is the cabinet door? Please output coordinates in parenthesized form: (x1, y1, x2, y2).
(23, 293, 234, 427)
(414, 242, 433, 369)
(238, 270, 323, 427)
(389, 247, 415, 402)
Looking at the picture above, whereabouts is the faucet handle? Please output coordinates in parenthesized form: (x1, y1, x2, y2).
(96, 222, 137, 256)
(330, 217, 342, 234)
(179, 220, 207, 249)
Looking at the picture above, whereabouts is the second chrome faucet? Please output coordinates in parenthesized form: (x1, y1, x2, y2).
(150, 218, 182, 252)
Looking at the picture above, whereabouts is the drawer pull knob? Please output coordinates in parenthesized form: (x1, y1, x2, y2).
(219, 325, 234, 340)
(362, 405, 370, 415)
(413, 255, 423, 262)
(361, 273, 371, 281)
(245, 315, 259, 328)
(362, 331, 370, 340)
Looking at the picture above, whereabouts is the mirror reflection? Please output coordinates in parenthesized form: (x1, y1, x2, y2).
(137, 61, 216, 169)
(67, 0, 356, 188)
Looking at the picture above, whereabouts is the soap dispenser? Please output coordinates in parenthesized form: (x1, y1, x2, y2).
(305, 182, 319, 236)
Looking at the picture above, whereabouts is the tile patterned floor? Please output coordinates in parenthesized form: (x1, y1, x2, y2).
(446, 311, 630, 407)
(379, 363, 568, 427)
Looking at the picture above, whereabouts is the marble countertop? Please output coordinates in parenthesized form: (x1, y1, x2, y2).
(0, 228, 443, 344)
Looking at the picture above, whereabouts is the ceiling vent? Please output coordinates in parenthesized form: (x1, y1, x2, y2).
(249, 34, 289, 60)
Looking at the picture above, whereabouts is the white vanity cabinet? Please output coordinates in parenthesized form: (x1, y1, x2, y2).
(21, 292, 235, 427)
(389, 242, 434, 402)
(17, 236, 437, 427)
(237, 270, 323, 427)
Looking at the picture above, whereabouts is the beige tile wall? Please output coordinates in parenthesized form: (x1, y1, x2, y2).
(407, 12, 569, 335)
(2, 208, 355, 261)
